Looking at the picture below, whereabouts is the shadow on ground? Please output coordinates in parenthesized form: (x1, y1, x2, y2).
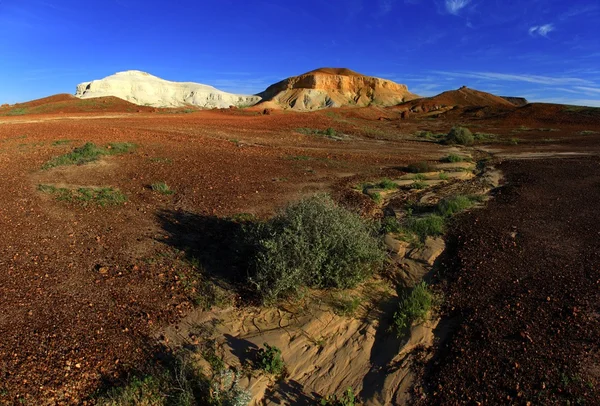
(156, 209, 258, 299)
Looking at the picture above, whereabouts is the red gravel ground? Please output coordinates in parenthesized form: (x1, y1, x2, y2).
(416, 157, 600, 404)
(0, 101, 598, 404)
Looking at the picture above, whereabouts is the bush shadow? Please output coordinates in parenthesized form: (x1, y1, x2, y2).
(155, 209, 258, 301)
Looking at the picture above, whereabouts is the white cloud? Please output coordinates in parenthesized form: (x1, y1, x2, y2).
(529, 23, 555, 37)
(445, 0, 471, 15)
(574, 86, 600, 94)
(432, 70, 594, 86)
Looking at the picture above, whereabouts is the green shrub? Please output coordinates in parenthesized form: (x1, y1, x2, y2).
(38, 184, 127, 207)
(377, 178, 398, 190)
(411, 180, 426, 190)
(333, 296, 361, 317)
(445, 127, 474, 145)
(393, 282, 433, 335)
(321, 387, 357, 406)
(443, 153, 463, 163)
(249, 195, 384, 303)
(407, 161, 433, 173)
(256, 343, 285, 375)
(437, 195, 476, 217)
(439, 172, 449, 180)
(381, 216, 402, 234)
(325, 127, 337, 137)
(403, 215, 445, 242)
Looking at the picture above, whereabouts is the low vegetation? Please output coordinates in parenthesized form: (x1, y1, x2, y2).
(332, 295, 361, 317)
(320, 387, 357, 406)
(296, 127, 339, 139)
(444, 126, 474, 145)
(42, 142, 136, 169)
(38, 184, 127, 207)
(393, 282, 433, 336)
(255, 343, 285, 375)
(151, 181, 174, 195)
(406, 161, 433, 173)
(97, 351, 252, 406)
(443, 153, 464, 163)
(248, 194, 385, 304)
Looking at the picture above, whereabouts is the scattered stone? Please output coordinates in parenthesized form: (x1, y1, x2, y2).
(408, 237, 446, 265)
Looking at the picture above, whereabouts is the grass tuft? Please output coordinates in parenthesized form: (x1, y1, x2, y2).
(42, 142, 136, 169)
(151, 182, 174, 195)
(393, 282, 433, 335)
(38, 184, 127, 207)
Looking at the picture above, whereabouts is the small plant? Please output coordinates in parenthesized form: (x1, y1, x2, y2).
(248, 195, 384, 303)
(445, 127, 474, 145)
(443, 153, 464, 163)
(321, 387, 357, 406)
(42, 142, 136, 169)
(381, 216, 402, 234)
(38, 184, 127, 207)
(370, 192, 382, 204)
(439, 172, 449, 180)
(412, 173, 426, 181)
(256, 343, 285, 375)
(579, 130, 598, 135)
(151, 182, 174, 195)
(402, 214, 445, 242)
(377, 178, 398, 190)
(436, 195, 477, 217)
(325, 127, 337, 137)
(393, 282, 433, 335)
(411, 180, 426, 190)
(509, 137, 520, 145)
(473, 132, 497, 141)
(407, 161, 433, 173)
(52, 139, 73, 146)
(333, 295, 361, 317)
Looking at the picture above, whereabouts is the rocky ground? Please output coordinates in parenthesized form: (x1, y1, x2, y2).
(0, 104, 598, 404)
(415, 157, 600, 404)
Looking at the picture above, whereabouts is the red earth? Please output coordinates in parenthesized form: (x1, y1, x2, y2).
(0, 98, 598, 404)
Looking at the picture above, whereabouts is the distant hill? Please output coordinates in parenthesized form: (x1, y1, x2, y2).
(256, 68, 419, 110)
(0, 94, 156, 115)
(500, 96, 529, 106)
(398, 86, 515, 114)
(75, 71, 261, 108)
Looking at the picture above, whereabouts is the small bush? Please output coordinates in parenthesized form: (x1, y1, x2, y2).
(248, 195, 384, 303)
(439, 172, 449, 180)
(393, 282, 433, 335)
(411, 180, 426, 190)
(333, 296, 361, 317)
(407, 161, 433, 173)
(443, 153, 464, 163)
(256, 343, 285, 375)
(445, 127, 474, 145)
(377, 178, 398, 190)
(321, 387, 357, 406)
(370, 192, 382, 204)
(325, 127, 337, 137)
(403, 215, 445, 242)
(437, 195, 476, 217)
(381, 216, 402, 234)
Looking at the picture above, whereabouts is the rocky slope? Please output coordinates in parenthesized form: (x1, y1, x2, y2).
(75, 70, 261, 108)
(500, 96, 529, 106)
(256, 68, 419, 110)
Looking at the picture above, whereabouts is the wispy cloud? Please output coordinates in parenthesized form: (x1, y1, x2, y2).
(432, 71, 594, 86)
(529, 23, 555, 37)
(574, 86, 600, 94)
(445, 0, 471, 15)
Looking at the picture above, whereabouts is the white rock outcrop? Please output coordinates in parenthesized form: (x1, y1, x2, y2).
(75, 70, 261, 108)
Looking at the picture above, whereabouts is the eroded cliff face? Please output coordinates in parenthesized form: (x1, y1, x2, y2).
(75, 71, 261, 108)
(257, 68, 419, 110)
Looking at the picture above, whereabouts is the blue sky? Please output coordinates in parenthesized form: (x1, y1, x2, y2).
(1, 0, 599, 106)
